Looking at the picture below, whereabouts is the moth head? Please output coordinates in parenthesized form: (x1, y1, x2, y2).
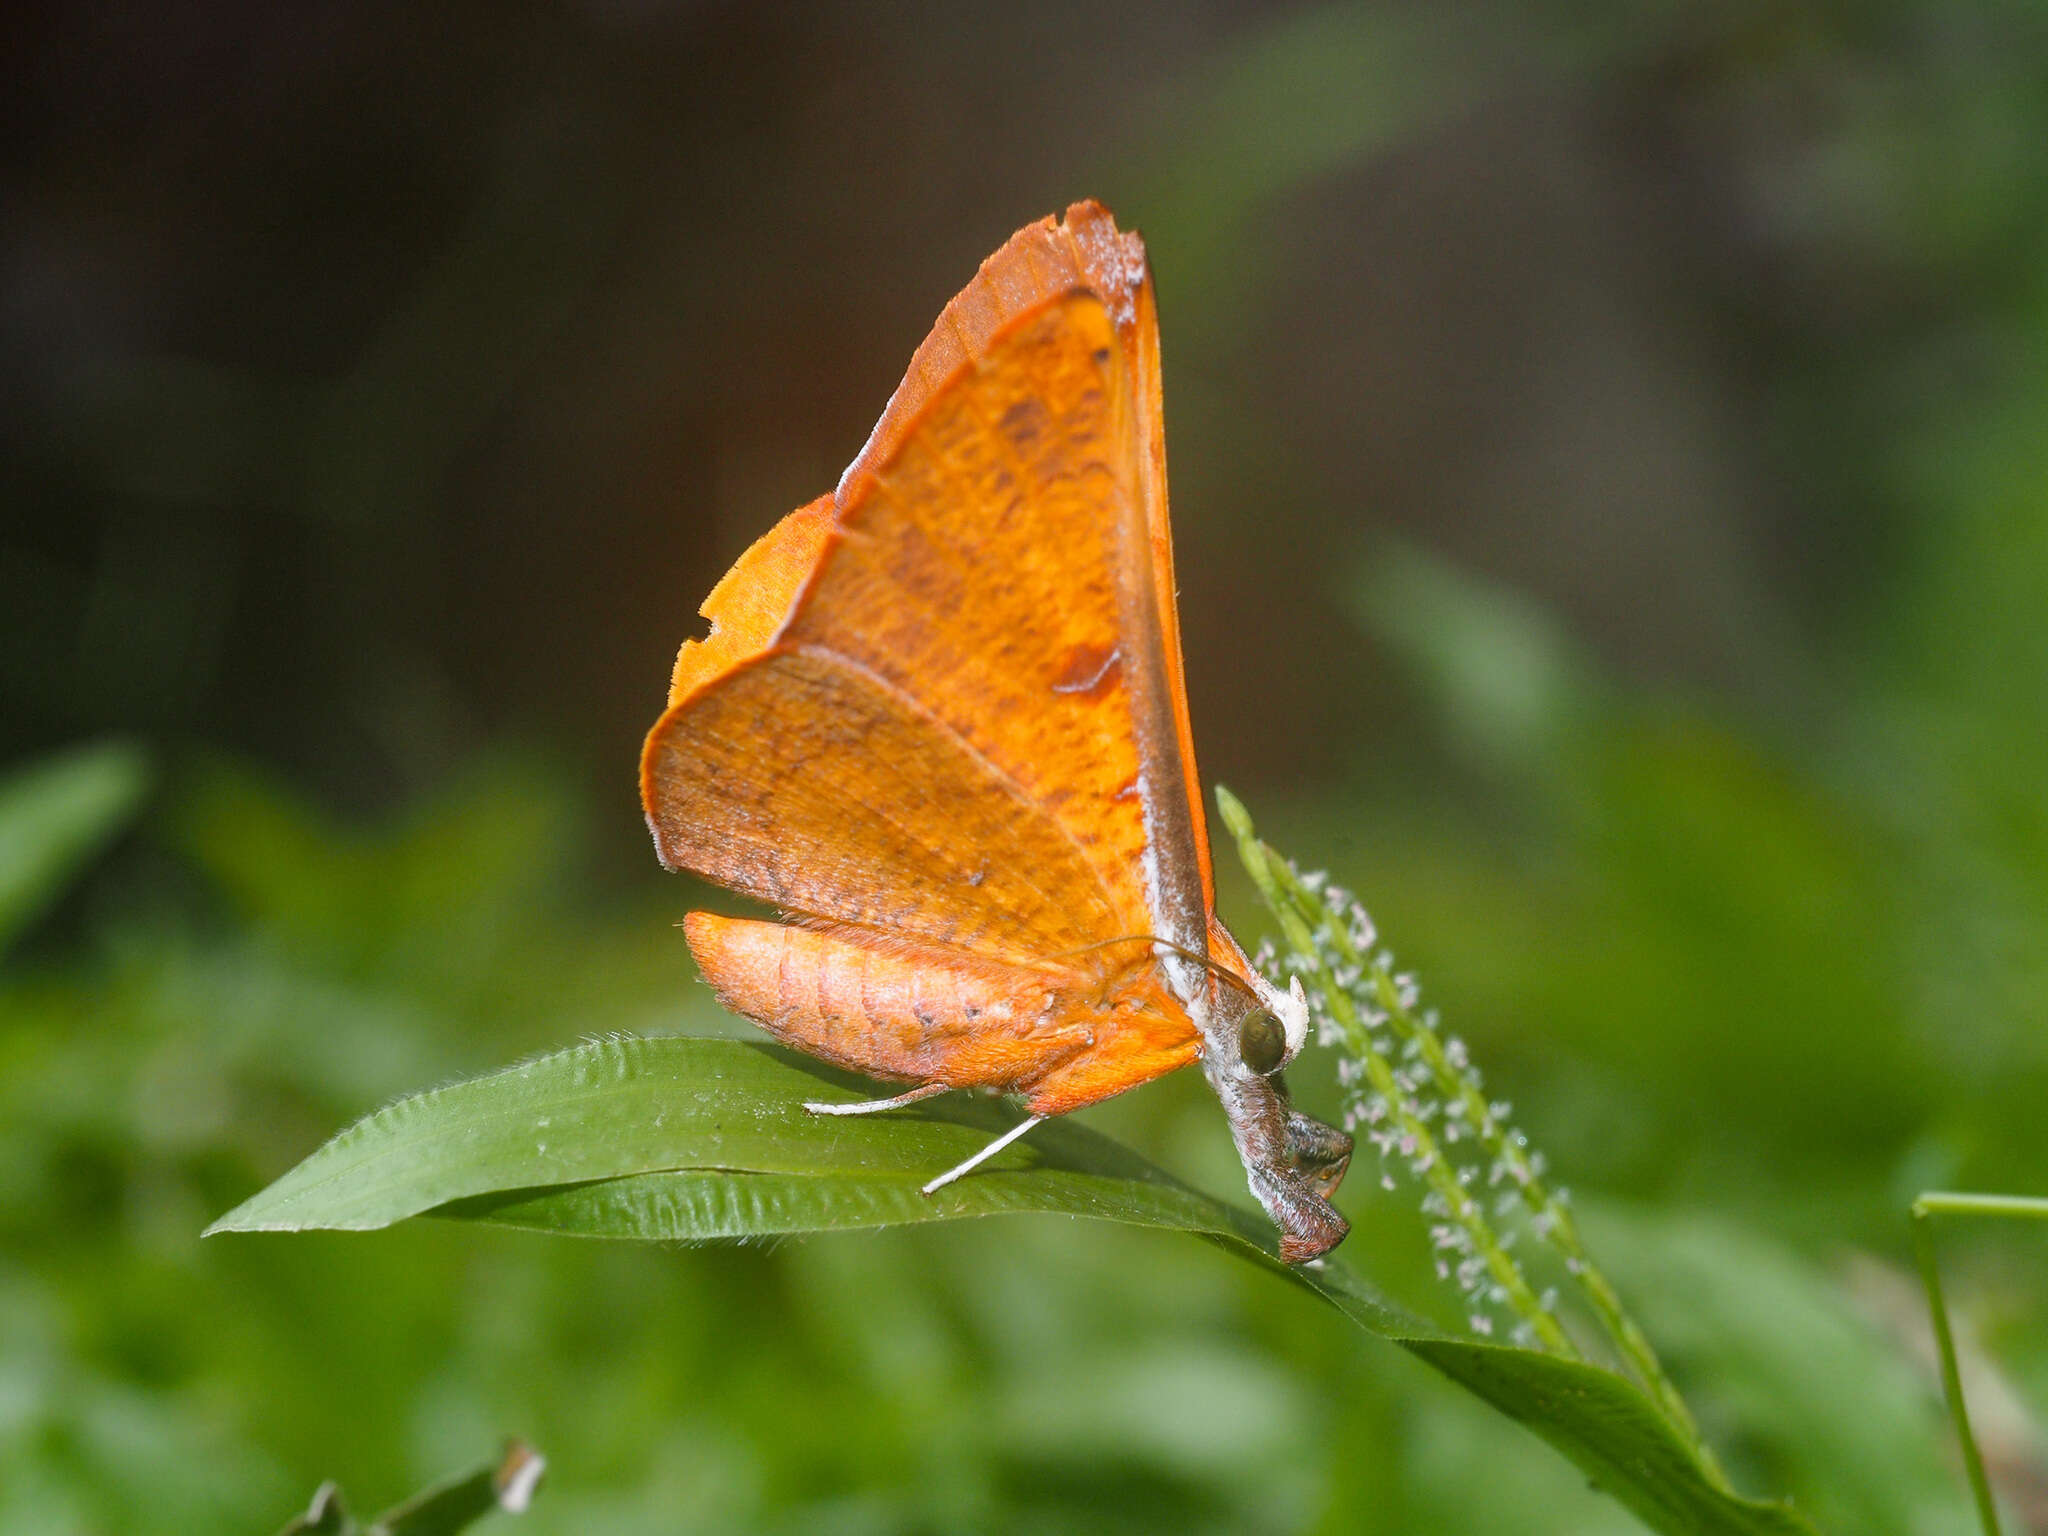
(1239, 974, 1309, 1076)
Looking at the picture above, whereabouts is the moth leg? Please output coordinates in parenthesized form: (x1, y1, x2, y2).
(921, 1115, 1044, 1196)
(803, 1081, 951, 1117)
(1248, 1162, 1351, 1265)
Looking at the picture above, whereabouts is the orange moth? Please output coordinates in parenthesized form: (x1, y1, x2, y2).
(641, 202, 1351, 1261)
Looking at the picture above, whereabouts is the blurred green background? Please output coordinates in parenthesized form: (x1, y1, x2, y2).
(6, 1, 2048, 1531)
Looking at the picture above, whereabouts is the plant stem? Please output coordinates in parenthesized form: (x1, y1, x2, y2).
(1215, 786, 1723, 1476)
(1341, 929, 1704, 1450)
(1329, 947, 1577, 1354)
(1912, 1190, 2048, 1536)
(1219, 791, 1573, 1356)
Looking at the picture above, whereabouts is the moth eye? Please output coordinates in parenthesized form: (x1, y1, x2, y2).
(1238, 1009, 1287, 1076)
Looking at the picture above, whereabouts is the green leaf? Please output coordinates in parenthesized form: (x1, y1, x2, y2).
(214, 1038, 1814, 1536)
(0, 740, 150, 958)
(276, 1482, 352, 1536)
(274, 1443, 542, 1536)
(368, 1440, 543, 1535)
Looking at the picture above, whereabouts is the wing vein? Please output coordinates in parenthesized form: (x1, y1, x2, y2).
(843, 454, 1147, 933)
(782, 637, 1124, 949)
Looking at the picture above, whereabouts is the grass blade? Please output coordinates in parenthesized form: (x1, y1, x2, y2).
(0, 741, 150, 957)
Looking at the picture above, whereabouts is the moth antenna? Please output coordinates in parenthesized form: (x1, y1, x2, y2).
(1049, 933, 1263, 1002)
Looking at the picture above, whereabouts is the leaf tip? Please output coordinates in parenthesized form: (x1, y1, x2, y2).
(205, 1191, 323, 1236)
(202, 1206, 265, 1237)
